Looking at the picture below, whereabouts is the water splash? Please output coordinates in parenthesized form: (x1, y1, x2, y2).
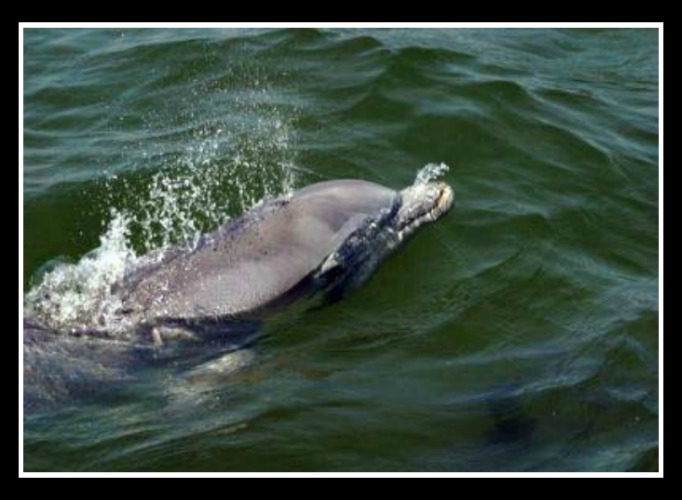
(25, 69, 300, 334)
(114, 75, 300, 255)
(414, 162, 450, 185)
(24, 209, 136, 333)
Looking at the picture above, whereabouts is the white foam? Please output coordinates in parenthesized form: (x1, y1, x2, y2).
(414, 162, 450, 185)
(24, 209, 136, 333)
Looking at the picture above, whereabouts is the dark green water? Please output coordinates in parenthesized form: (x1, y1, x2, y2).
(22, 27, 659, 473)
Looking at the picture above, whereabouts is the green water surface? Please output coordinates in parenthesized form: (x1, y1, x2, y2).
(22, 27, 659, 473)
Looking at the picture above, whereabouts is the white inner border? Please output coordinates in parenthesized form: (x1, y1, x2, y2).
(19, 21, 664, 479)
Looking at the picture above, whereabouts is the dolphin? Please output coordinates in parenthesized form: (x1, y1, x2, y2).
(24, 179, 454, 405)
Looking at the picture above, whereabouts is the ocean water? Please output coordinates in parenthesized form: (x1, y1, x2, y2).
(22, 27, 659, 473)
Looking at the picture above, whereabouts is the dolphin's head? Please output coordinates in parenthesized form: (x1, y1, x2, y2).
(286, 179, 454, 245)
(393, 181, 455, 241)
(311, 179, 454, 302)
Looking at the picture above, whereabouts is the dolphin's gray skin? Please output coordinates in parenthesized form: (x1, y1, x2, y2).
(24, 179, 454, 406)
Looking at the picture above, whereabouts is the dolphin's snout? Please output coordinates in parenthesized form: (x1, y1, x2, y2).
(432, 182, 455, 216)
(396, 181, 455, 233)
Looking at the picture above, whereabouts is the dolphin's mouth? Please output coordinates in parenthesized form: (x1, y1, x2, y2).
(427, 183, 455, 219)
(395, 182, 455, 236)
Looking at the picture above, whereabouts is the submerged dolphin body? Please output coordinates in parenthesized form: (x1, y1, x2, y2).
(24, 179, 454, 405)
